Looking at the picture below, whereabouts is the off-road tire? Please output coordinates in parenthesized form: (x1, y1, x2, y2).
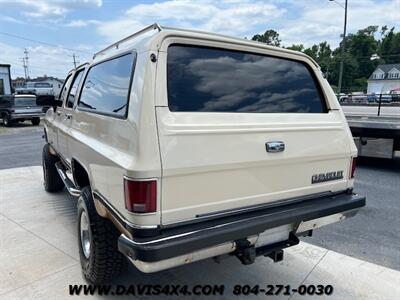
(31, 117, 40, 126)
(78, 187, 124, 284)
(42, 144, 64, 192)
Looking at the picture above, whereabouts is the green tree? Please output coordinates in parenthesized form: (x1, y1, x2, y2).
(302, 42, 333, 79)
(286, 44, 304, 52)
(251, 30, 281, 46)
(252, 25, 399, 93)
(379, 27, 400, 64)
(346, 26, 379, 87)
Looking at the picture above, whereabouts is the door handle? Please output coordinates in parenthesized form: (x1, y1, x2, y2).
(56, 111, 62, 116)
(65, 114, 72, 120)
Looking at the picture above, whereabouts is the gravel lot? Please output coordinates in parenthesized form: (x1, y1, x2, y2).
(0, 125, 399, 270)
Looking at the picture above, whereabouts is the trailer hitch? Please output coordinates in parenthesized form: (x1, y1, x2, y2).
(234, 239, 256, 265)
(234, 232, 300, 265)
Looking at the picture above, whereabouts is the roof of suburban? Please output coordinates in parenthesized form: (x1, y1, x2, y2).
(91, 23, 320, 68)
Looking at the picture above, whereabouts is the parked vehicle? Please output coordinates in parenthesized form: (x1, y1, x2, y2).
(367, 94, 377, 103)
(338, 93, 349, 103)
(380, 94, 392, 103)
(349, 92, 368, 103)
(389, 89, 400, 102)
(0, 94, 43, 126)
(41, 24, 365, 283)
(16, 82, 53, 96)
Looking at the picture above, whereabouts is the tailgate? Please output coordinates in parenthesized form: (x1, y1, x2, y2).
(156, 109, 352, 225)
(14, 106, 42, 114)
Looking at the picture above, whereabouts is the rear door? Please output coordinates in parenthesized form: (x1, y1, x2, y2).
(156, 43, 352, 225)
(45, 74, 72, 150)
(58, 68, 85, 163)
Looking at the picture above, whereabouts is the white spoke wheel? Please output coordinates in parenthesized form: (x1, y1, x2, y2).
(80, 210, 91, 259)
(77, 187, 123, 284)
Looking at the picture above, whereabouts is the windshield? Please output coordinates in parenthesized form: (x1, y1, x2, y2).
(14, 97, 37, 106)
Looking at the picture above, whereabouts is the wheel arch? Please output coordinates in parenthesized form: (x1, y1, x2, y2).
(71, 158, 91, 190)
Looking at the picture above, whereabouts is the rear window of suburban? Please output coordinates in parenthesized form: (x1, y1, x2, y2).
(78, 53, 135, 117)
(167, 44, 327, 113)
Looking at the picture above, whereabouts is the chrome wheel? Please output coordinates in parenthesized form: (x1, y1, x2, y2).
(80, 210, 91, 259)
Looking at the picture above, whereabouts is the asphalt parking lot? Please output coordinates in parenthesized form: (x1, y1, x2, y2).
(0, 125, 400, 299)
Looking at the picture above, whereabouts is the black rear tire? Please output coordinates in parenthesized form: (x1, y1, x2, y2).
(78, 187, 124, 283)
(31, 117, 40, 126)
(42, 144, 64, 192)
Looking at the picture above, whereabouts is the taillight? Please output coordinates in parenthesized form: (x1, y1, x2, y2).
(124, 178, 157, 213)
(350, 157, 357, 179)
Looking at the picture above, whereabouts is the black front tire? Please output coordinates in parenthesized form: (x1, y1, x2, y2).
(3, 114, 11, 127)
(31, 117, 40, 126)
(42, 144, 64, 192)
(78, 187, 124, 283)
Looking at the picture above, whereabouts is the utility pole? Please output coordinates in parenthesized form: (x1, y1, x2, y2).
(24, 48, 30, 79)
(337, 0, 347, 94)
(70, 53, 79, 68)
(20, 57, 27, 81)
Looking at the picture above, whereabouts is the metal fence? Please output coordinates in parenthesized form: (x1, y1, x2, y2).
(338, 93, 400, 117)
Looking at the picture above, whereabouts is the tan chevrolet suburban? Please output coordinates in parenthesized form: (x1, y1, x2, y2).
(42, 24, 365, 284)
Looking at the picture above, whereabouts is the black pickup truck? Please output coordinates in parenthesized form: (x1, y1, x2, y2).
(0, 94, 44, 126)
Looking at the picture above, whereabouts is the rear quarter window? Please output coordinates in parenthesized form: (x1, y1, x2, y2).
(167, 44, 327, 113)
(78, 53, 135, 118)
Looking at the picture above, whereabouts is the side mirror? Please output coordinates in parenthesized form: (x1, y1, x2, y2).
(36, 95, 62, 110)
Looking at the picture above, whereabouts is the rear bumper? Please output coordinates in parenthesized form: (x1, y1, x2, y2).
(118, 192, 365, 268)
(11, 113, 44, 119)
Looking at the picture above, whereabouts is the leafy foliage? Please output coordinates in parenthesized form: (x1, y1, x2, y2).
(251, 29, 281, 46)
(252, 26, 400, 93)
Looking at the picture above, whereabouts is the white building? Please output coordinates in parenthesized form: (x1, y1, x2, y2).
(367, 64, 400, 94)
(0, 64, 12, 95)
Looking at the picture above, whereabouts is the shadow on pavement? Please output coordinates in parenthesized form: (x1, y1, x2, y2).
(357, 156, 400, 171)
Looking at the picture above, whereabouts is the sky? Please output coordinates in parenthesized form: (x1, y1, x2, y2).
(0, 0, 399, 79)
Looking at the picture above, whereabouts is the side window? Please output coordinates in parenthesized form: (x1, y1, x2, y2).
(66, 69, 84, 108)
(78, 53, 134, 117)
(59, 75, 73, 102)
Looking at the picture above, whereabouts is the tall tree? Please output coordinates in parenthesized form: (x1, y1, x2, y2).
(252, 25, 399, 93)
(379, 27, 400, 64)
(286, 44, 304, 52)
(251, 30, 281, 46)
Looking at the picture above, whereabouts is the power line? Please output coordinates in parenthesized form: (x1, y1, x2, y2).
(0, 31, 92, 54)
